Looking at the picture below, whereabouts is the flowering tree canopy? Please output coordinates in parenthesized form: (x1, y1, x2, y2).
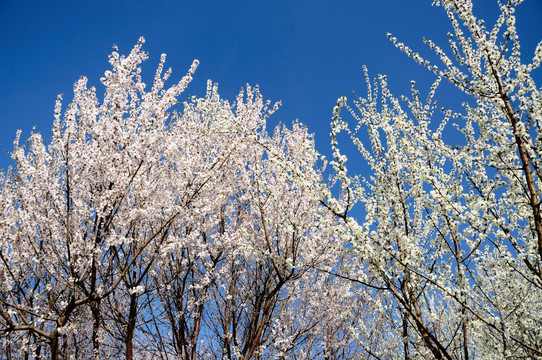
(329, 0, 542, 358)
(2, 0, 542, 359)
(0, 38, 366, 359)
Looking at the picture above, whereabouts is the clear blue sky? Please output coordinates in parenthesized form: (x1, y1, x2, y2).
(1, 1, 541, 169)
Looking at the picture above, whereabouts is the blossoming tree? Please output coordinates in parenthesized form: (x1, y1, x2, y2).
(0, 38, 365, 359)
(4, 0, 541, 359)
(329, 0, 542, 358)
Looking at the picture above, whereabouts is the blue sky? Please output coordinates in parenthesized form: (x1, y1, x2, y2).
(1, 0, 541, 169)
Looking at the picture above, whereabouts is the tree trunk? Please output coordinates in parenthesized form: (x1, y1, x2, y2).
(126, 294, 138, 360)
(91, 300, 101, 359)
